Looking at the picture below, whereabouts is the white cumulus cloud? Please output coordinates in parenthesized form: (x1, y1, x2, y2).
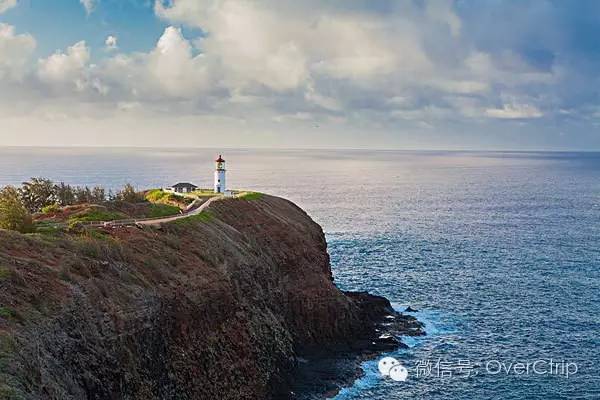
(38, 41, 90, 85)
(155, 0, 428, 91)
(0, 23, 36, 81)
(105, 35, 117, 50)
(0, 0, 17, 14)
(4, 0, 592, 148)
(37, 41, 107, 94)
(20, 0, 556, 128)
(103, 26, 214, 98)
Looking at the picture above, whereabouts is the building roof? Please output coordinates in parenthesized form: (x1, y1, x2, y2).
(170, 182, 198, 188)
(215, 154, 225, 163)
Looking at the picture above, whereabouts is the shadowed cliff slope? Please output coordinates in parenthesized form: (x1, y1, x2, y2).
(0, 194, 421, 400)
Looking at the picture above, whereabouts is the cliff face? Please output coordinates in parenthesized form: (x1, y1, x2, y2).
(0, 195, 421, 400)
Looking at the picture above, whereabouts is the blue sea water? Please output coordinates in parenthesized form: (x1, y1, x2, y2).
(0, 147, 599, 399)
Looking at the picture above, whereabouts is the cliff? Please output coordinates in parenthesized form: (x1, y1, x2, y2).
(0, 194, 422, 400)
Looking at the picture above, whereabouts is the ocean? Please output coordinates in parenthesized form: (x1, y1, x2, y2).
(0, 147, 599, 399)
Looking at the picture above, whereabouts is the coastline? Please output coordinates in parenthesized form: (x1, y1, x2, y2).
(0, 193, 423, 399)
(289, 292, 424, 399)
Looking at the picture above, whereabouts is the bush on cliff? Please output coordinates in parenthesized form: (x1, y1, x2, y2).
(41, 203, 60, 214)
(116, 183, 144, 203)
(19, 177, 56, 212)
(145, 189, 168, 202)
(146, 189, 194, 208)
(0, 186, 33, 233)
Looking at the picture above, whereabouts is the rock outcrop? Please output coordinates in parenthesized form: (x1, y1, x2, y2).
(0, 194, 422, 400)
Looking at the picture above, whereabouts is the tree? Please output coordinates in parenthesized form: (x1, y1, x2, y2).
(54, 182, 75, 206)
(91, 186, 106, 203)
(0, 186, 33, 233)
(74, 186, 92, 204)
(117, 183, 143, 203)
(19, 177, 57, 212)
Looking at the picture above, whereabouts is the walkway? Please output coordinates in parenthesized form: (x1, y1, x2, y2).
(89, 196, 222, 228)
(136, 196, 220, 226)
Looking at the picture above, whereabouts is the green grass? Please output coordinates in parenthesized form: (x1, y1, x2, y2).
(237, 191, 263, 201)
(148, 204, 180, 218)
(0, 267, 10, 281)
(0, 384, 24, 400)
(174, 210, 213, 225)
(82, 228, 112, 241)
(147, 189, 195, 204)
(191, 189, 219, 198)
(145, 189, 169, 202)
(0, 307, 16, 319)
(193, 211, 214, 222)
(171, 194, 194, 204)
(34, 221, 63, 235)
(68, 209, 127, 224)
(0, 334, 15, 355)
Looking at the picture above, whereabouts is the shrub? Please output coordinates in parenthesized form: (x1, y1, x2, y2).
(41, 203, 60, 214)
(67, 220, 85, 233)
(117, 183, 144, 203)
(145, 189, 168, 202)
(0, 187, 33, 233)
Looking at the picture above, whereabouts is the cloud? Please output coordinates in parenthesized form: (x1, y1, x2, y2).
(147, 26, 212, 96)
(4, 1, 563, 120)
(179, 0, 312, 91)
(0, 0, 16, 14)
(105, 35, 117, 50)
(152, 0, 533, 114)
(80, 0, 96, 15)
(102, 26, 214, 98)
(425, 0, 462, 37)
(154, 1, 435, 92)
(154, 0, 207, 28)
(38, 41, 90, 85)
(0, 23, 36, 81)
(3, 0, 600, 149)
(485, 103, 543, 119)
(37, 41, 107, 94)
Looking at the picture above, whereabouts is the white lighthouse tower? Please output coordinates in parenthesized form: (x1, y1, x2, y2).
(214, 154, 226, 194)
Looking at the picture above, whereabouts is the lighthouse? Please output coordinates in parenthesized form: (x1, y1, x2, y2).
(214, 154, 226, 194)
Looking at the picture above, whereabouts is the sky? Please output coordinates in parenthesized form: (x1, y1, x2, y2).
(0, 0, 599, 150)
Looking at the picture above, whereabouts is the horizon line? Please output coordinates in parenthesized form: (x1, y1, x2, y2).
(1, 145, 599, 153)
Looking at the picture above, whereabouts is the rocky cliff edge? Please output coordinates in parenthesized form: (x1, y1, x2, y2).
(0, 194, 422, 400)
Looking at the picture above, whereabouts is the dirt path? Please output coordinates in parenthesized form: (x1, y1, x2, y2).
(90, 196, 221, 228)
(135, 196, 220, 226)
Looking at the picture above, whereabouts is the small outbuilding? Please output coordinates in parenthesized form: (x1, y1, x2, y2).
(166, 182, 198, 194)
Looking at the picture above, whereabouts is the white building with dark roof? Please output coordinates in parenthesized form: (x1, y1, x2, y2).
(166, 182, 198, 194)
